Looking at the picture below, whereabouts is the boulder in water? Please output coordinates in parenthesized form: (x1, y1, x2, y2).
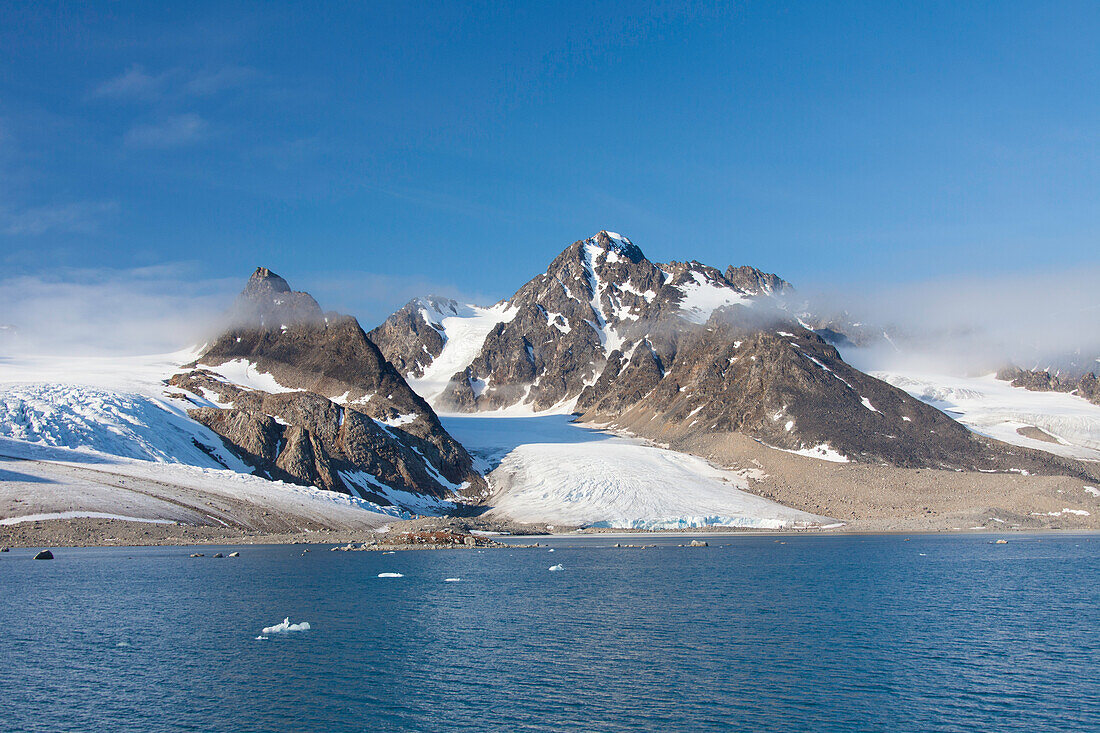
(33, 549, 54, 560)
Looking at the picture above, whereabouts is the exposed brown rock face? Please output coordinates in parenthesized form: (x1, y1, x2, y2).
(997, 366, 1100, 406)
(371, 231, 1036, 470)
(171, 269, 485, 508)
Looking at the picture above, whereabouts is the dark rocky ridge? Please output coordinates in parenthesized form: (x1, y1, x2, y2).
(997, 366, 1100, 406)
(372, 232, 1066, 471)
(172, 269, 485, 506)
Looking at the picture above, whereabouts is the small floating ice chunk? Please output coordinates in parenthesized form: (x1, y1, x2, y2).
(548, 564, 564, 571)
(444, 577, 461, 582)
(262, 618, 311, 634)
(378, 572, 405, 578)
(382, 551, 396, 555)
(255, 635, 268, 640)
(548, 548, 555, 552)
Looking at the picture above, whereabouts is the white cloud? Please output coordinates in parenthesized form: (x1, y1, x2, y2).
(802, 266, 1100, 375)
(124, 114, 208, 148)
(0, 264, 239, 356)
(0, 264, 483, 356)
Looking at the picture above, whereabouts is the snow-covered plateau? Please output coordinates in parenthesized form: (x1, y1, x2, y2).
(872, 371, 1100, 462)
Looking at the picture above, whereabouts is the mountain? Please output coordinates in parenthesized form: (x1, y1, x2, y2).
(168, 267, 486, 507)
(371, 231, 1030, 470)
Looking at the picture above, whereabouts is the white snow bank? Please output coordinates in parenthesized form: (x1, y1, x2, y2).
(197, 359, 300, 394)
(261, 618, 311, 634)
(677, 271, 751, 324)
(771, 442, 850, 463)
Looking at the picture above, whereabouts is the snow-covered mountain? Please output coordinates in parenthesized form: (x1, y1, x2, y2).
(372, 231, 1063, 472)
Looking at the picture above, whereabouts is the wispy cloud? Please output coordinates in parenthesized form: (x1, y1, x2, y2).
(90, 64, 167, 100)
(1, 201, 118, 236)
(181, 66, 258, 96)
(91, 64, 257, 101)
(124, 113, 208, 148)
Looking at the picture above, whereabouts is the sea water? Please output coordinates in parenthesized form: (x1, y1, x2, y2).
(1, 533, 1097, 732)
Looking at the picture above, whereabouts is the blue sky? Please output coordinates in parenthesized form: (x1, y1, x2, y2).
(1, 1, 1098, 335)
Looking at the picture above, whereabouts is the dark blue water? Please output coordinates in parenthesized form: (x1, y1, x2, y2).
(2, 534, 1097, 732)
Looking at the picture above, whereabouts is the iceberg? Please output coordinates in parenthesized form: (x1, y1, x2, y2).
(549, 564, 564, 571)
(261, 618, 311, 634)
(378, 572, 404, 578)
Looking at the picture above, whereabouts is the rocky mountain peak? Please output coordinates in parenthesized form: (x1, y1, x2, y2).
(244, 267, 292, 295)
(725, 265, 792, 296)
(231, 267, 323, 328)
(587, 230, 646, 262)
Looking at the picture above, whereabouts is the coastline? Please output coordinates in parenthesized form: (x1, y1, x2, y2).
(2, 514, 1097, 551)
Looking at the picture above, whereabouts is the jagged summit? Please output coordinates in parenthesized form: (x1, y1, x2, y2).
(725, 265, 792, 296)
(585, 230, 646, 262)
(244, 266, 292, 295)
(232, 267, 322, 327)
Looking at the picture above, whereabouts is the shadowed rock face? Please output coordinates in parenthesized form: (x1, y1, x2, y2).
(171, 269, 485, 506)
(371, 231, 1037, 470)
